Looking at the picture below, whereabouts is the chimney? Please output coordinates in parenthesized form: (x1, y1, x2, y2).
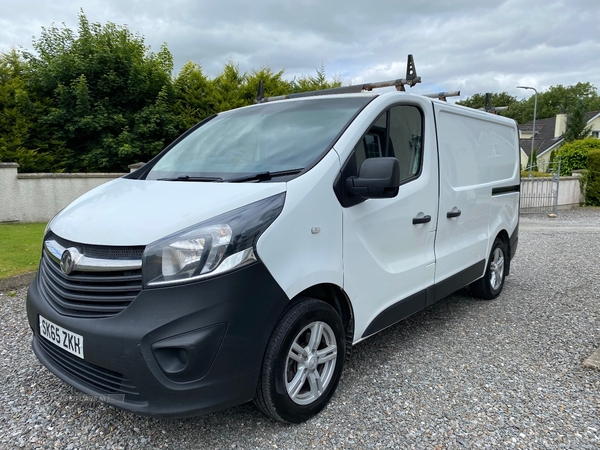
(554, 113, 567, 138)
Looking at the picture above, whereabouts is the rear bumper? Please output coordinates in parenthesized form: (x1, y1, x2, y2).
(26, 261, 289, 418)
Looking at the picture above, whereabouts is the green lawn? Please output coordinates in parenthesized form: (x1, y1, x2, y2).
(0, 223, 46, 279)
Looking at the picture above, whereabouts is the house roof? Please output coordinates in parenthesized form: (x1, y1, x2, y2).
(518, 110, 600, 157)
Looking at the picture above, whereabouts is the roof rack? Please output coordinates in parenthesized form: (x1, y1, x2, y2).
(423, 91, 461, 102)
(479, 93, 509, 113)
(255, 54, 421, 104)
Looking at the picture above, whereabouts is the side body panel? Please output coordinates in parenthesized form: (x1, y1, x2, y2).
(433, 103, 520, 284)
(258, 94, 519, 347)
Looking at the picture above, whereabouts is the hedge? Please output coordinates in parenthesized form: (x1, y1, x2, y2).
(557, 138, 600, 176)
(586, 149, 600, 206)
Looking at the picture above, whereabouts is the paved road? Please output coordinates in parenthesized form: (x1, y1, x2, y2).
(1, 209, 599, 448)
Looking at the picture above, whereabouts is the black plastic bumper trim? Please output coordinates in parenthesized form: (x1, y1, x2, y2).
(27, 261, 290, 418)
(509, 224, 519, 261)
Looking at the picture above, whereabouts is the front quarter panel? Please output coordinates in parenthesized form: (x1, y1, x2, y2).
(256, 150, 343, 299)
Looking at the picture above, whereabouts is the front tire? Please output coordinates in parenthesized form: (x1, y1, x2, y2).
(470, 237, 507, 300)
(254, 298, 346, 423)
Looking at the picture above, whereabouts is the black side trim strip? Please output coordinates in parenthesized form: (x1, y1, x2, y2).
(361, 260, 487, 340)
(434, 259, 486, 302)
(361, 289, 428, 339)
(492, 185, 520, 196)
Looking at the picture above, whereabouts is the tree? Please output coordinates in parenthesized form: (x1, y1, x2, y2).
(290, 65, 342, 93)
(460, 83, 600, 124)
(564, 100, 592, 142)
(172, 62, 342, 132)
(513, 83, 600, 124)
(548, 149, 557, 173)
(0, 49, 56, 171)
(0, 12, 367, 172)
(23, 11, 179, 172)
(243, 66, 291, 103)
(456, 92, 518, 114)
(529, 148, 538, 171)
(208, 62, 249, 114)
(173, 61, 215, 131)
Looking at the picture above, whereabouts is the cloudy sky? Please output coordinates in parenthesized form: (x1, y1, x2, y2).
(1, 0, 599, 102)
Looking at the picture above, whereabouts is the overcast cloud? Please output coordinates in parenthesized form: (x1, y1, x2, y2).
(1, 0, 599, 101)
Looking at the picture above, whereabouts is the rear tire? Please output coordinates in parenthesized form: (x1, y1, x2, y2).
(470, 237, 507, 300)
(254, 298, 346, 423)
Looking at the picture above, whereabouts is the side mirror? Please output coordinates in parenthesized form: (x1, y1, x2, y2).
(346, 157, 400, 199)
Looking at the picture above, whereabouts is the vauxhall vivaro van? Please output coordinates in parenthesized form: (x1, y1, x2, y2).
(27, 65, 520, 423)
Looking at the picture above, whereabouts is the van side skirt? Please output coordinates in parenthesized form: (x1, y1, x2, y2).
(431, 259, 486, 304)
(361, 259, 485, 339)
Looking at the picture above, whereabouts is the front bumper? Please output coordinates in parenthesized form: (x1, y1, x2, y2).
(26, 261, 289, 417)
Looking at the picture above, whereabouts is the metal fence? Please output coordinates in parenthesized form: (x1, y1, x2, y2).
(520, 160, 561, 214)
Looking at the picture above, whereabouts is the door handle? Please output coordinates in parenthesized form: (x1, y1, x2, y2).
(447, 210, 462, 218)
(412, 215, 431, 225)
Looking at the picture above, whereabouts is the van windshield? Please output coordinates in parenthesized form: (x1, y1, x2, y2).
(146, 96, 373, 182)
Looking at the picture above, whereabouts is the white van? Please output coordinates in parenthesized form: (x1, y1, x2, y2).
(26, 70, 520, 423)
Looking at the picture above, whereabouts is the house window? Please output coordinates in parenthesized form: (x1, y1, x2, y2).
(592, 130, 600, 139)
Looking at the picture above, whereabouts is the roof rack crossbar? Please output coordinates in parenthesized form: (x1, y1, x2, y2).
(479, 93, 509, 113)
(255, 54, 421, 104)
(423, 91, 461, 101)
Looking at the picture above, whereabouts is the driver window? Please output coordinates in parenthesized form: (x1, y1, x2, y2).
(355, 112, 386, 168)
(353, 105, 423, 183)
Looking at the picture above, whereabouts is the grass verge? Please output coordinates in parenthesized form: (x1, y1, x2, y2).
(0, 223, 46, 279)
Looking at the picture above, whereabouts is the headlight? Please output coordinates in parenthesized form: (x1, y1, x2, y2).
(142, 193, 285, 287)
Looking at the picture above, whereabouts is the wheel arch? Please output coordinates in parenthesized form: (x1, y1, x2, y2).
(292, 283, 355, 357)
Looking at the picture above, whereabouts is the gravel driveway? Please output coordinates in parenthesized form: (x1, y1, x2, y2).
(2, 209, 599, 449)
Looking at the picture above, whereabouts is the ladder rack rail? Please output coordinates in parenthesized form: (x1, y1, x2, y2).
(256, 54, 421, 103)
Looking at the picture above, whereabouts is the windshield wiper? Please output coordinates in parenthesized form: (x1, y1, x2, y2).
(157, 175, 223, 182)
(226, 168, 304, 183)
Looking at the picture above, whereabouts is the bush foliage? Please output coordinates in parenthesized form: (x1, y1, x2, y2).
(586, 150, 600, 206)
(0, 12, 341, 172)
(556, 138, 600, 176)
(520, 170, 554, 178)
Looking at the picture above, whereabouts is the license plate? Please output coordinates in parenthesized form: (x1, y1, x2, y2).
(39, 315, 84, 359)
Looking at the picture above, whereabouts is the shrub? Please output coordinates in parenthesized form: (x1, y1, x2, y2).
(557, 138, 600, 175)
(520, 170, 553, 178)
(585, 149, 600, 206)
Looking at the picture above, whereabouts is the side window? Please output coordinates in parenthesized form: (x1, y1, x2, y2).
(355, 112, 386, 168)
(389, 106, 423, 182)
(353, 105, 423, 183)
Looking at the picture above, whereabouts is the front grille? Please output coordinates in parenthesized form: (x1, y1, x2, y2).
(52, 235, 145, 260)
(39, 246, 143, 319)
(37, 335, 140, 397)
